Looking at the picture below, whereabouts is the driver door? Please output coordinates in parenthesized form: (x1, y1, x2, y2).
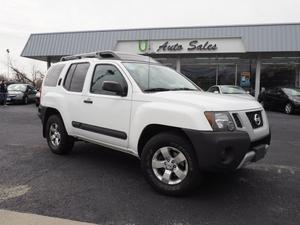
(77, 63, 132, 149)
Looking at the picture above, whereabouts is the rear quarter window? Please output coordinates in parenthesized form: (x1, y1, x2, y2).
(44, 64, 65, 87)
(63, 63, 90, 92)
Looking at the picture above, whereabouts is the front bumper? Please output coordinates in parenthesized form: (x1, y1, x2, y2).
(183, 129, 271, 171)
(293, 102, 300, 112)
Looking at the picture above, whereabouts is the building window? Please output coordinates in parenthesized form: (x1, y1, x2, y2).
(261, 59, 298, 89)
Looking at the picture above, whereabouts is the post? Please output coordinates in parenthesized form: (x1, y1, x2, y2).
(235, 63, 238, 86)
(176, 57, 181, 73)
(6, 49, 10, 80)
(255, 56, 261, 100)
(47, 57, 51, 69)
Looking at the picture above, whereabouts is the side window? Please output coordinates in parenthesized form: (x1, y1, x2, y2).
(63, 64, 76, 90)
(90, 64, 128, 95)
(63, 63, 90, 92)
(44, 64, 65, 87)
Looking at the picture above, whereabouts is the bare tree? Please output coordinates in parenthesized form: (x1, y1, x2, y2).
(10, 64, 45, 89)
(0, 73, 7, 81)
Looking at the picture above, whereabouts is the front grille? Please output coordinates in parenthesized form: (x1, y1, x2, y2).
(232, 113, 242, 128)
(246, 111, 263, 129)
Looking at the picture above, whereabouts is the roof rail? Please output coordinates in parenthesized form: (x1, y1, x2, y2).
(60, 51, 158, 63)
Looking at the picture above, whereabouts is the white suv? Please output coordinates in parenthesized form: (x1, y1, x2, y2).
(39, 51, 271, 195)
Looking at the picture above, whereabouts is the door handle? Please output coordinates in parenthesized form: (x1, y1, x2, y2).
(83, 99, 93, 104)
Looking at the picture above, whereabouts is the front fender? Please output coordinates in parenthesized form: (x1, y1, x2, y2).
(129, 101, 212, 153)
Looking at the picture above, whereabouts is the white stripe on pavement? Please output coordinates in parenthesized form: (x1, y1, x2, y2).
(0, 210, 99, 225)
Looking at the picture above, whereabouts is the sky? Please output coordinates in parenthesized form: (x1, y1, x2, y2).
(0, 0, 300, 78)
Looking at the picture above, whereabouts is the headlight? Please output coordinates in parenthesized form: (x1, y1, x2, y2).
(204, 111, 236, 132)
(292, 98, 300, 103)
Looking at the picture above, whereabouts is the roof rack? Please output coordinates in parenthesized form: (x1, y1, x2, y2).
(60, 51, 159, 64)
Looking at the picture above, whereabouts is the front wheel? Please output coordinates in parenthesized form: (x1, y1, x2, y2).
(284, 102, 294, 114)
(141, 132, 201, 196)
(46, 115, 74, 154)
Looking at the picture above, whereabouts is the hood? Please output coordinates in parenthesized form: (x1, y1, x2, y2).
(138, 91, 262, 111)
(223, 93, 255, 100)
(290, 96, 300, 102)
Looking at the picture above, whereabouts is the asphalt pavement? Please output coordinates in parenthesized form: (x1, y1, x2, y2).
(0, 104, 299, 225)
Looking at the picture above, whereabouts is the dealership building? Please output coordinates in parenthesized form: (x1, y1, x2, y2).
(21, 23, 300, 98)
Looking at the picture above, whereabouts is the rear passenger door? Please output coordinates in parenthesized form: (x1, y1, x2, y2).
(77, 63, 132, 149)
(62, 62, 90, 135)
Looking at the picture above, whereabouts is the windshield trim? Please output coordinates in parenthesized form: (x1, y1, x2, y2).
(122, 62, 201, 93)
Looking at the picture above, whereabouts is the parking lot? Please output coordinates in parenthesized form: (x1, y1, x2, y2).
(0, 104, 299, 225)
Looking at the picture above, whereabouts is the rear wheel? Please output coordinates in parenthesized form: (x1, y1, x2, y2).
(46, 115, 74, 154)
(141, 132, 201, 196)
(23, 96, 28, 105)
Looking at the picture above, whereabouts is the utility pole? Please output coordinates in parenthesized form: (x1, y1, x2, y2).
(6, 49, 10, 80)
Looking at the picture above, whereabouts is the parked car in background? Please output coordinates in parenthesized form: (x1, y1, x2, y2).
(207, 85, 255, 100)
(35, 91, 41, 107)
(7, 83, 37, 104)
(259, 87, 300, 114)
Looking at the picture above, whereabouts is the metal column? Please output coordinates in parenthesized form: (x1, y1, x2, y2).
(255, 57, 261, 100)
(47, 57, 51, 69)
(176, 57, 181, 73)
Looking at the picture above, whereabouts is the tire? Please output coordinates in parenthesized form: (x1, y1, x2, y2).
(23, 96, 28, 105)
(284, 102, 294, 114)
(141, 132, 201, 196)
(46, 114, 74, 154)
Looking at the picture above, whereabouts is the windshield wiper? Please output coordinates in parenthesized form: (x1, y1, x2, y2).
(170, 88, 197, 91)
(144, 88, 171, 92)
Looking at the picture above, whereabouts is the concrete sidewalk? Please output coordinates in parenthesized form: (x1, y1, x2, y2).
(0, 210, 98, 225)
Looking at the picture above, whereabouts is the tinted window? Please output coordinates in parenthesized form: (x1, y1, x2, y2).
(63, 63, 89, 92)
(90, 64, 127, 95)
(44, 64, 65, 87)
(63, 64, 76, 90)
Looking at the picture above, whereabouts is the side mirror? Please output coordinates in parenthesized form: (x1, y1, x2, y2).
(213, 91, 219, 94)
(102, 81, 126, 96)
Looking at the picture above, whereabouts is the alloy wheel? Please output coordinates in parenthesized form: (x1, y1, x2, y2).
(151, 146, 188, 185)
(49, 123, 61, 147)
(285, 103, 292, 114)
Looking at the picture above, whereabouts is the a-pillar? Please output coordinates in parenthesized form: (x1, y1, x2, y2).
(176, 57, 181, 73)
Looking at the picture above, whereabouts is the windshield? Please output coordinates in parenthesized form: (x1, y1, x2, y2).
(123, 62, 199, 92)
(220, 85, 246, 94)
(282, 88, 300, 96)
(7, 84, 27, 92)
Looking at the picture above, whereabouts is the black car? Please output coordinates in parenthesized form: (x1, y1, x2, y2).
(259, 87, 300, 114)
(7, 83, 37, 104)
